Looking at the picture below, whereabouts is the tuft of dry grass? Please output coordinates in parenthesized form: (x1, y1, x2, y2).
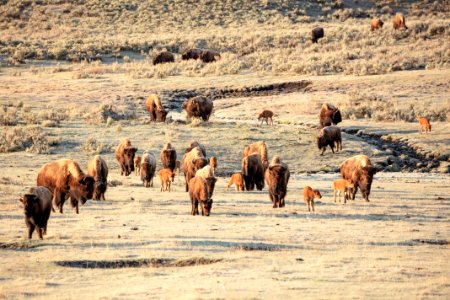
(0, 126, 49, 154)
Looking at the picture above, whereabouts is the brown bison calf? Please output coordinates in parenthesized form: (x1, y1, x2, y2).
(134, 155, 141, 176)
(317, 125, 342, 156)
(340, 155, 376, 202)
(182, 48, 203, 60)
(153, 51, 175, 65)
(140, 152, 156, 187)
(189, 176, 213, 216)
(226, 173, 244, 192)
(115, 138, 138, 176)
(303, 186, 322, 212)
(333, 179, 354, 204)
(200, 50, 220, 63)
(19, 186, 52, 239)
(37, 159, 94, 214)
(265, 159, 290, 208)
(393, 13, 408, 30)
(418, 116, 431, 134)
(311, 27, 324, 43)
(159, 168, 175, 192)
(371, 18, 384, 31)
(319, 103, 342, 128)
(258, 110, 274, 125)
(87, 155, 108, 201)
(182, 96, 214, 122)
(145, 94, 168, 123)
(242, 153, 265, 191)
(209, 156, 217, 175)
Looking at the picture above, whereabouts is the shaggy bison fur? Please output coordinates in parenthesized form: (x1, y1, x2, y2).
(182, 146, 208, 192)
(340, 155, 377, 202)
(242, 153, 265, 191)
(153, 51, 175, 65)
(311, 27, 324, 43)
(182, 96, 214, 121)
(140, 151, 156, 187)
(115, 138, 138, 176)
(19, 186, 52, 239)
(87, 155, 108, 201)
(182, 48, 203, 60)
(189, 176, 213, 216)
(145, 94, 168, 123)
(265, 159, 290, 208)
(317, 125, 342, 155)
(243, 141, 269, 170)
(200, 50, 220, 63)
(319, 103, 342, 128)
(371, 18, 384, 31)
(393, 13, 408, 30)
(160, 143, 177, 174)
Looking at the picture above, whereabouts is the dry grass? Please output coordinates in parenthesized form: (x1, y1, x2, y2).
(0, 126, 49, 153)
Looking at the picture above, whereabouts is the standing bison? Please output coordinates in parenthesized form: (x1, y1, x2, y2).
(87, 155, 108, 201)
(340, 155, 377, 202)
(182, 96, 214, 121)
(371, 18, 384, 31)
(243, 141, 269, 171)
(19, 186, 52, 239)
(182, 48, 203, 60)
(393, 13, 408, 30)
(145, 94, 168, 123)
(242, 153, 265, 191)
(189, 176, 213, 216)
(140, 151, 156, 187)
(317, 125, 342, 155)
(311, 27, 324, 43)
(37, 159, 94, 214)
(182, 145, 208, 192)
(265, 156, 290, 208)
(160, 143, 177, 174)
(200, 50, 221, 63)
(153, 51, 175, 65)
(319, 103, 342, 128)
(115, 138, 138, 176)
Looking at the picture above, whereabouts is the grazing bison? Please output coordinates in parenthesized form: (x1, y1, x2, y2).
(317, 125, 342, 156)
(393, 13, 408, 30)
(160, 143, 177, 174)
(418, 116, 431, 133)
(19, 186, 52, 239)
(200, 50, 220, 63)
(182, 48, 203, 60)
(182, 96, 214, 121)
(87, 155, 108, 201)
(371, 18, 384, 31)
(311, 27, 324, 43)
(189, 176, 213, 216)
(115, 138, 138, 176)
(226, 173, 244, 192)
(340, 155, 377, 202)
(145, 94, 168, 123)
(303, 186, 322, 212)
(140, 151, 156, 187)
(209, 156, 217, 175)
(243, 141, 269, 170)
(319, 103, 342, 128)
(37, 159, 94, 214)
(333, 179, 354, 204)
(159, 168, 174, 192)
(242, 153, 265, 191)
(182, 146, 208, 192)
(153, 51, 175, 65)
(134, 155, 141, 176)
(265, 156, 290, 208)
(258, 110, 274, 125)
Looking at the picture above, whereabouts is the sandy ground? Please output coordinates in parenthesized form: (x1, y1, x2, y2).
(0, 65, 449, 299)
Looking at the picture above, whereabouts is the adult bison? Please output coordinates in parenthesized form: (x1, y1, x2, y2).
(393, 13, 408, 30)
(189, 176, 213, 216)
(371, 17, 384, 31)
(115, 138, 138, 176)
(185, 141, 206, 157)
(319, 103, 342, 128)
(37, 159, 94, 214)
(317, 125, 342, 156)
(243, 141, 269, 170)
(160, 143, 177, 174)
(182, 96, 214, 121)
(140, 151, 156, 187)
(265, 156, 290, 208)
(340, 155, 377, 202)
(182, 48, 203, 60)
(19, 186, 52, 239)
(87, 155, 108, 201)
(153, 51, 175, 65)
(200, 50, 220, 63)
(242, 153, 265, 191)
(311, 27, 324, 43)
(182, 146, 208, 192)
(145, 94, 168, 123)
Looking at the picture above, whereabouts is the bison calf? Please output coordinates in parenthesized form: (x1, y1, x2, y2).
(393, 13, 408, 30)
(19, 187, 52, 239)
(159, 168, 174, 192)
(258, 110, 274, 125)
(189, 176, 213, 216)
(303, 186, 322, 212)
(333, 179, 354, 204)
(418, 116, 431, 134)
(134, 155, 141, 176)
(371, 18, 384, 31)
(226, 173, 244, 192)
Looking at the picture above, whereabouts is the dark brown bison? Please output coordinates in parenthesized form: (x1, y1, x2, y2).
(140, 151, 156, 187)
(317, 125, 342, 156)
(188, 176, 213, 216)
(319, 103, 342, 128)
(37, 159, 94, 214)
(153, 51, 175, 65)
(19, 186, 52, 239)
(340, 155, 377, 202)
(182, 146, 208, 192)
(258, 110, 274, 125)
(87, 155, 108, 201)
(265, 156, 290, 208)
(393, 13, 408, 30)
(145, 94, 168, 123)
(182, 48, 203, 60)
(371, 17, 384, 31)
(242, 153, 265, 191)
(160, 143, 177, 174)
(182, 96, 214, 121)
(200, 50, 220, 63)
(243, 141, 269, 171)
(115, 138, 138, 176)
(311, 27, 324, 43)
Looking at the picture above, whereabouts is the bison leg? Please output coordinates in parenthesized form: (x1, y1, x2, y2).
(168, 182, 171, 192)
(306, 199, 311, 212)
(311, 200, 315, 212)
(37, 227, 44, 240)
(27, 222, 35, 239)
(320, 147, 325, 156)
(330, 145, 335, 154)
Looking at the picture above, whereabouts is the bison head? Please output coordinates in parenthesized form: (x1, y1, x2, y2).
(313, 189, 322, 199)
(317, 134, 329, 150)
(332, 108, 342, 125)
(357, 167, 376, 201)
(70, 175, 95, 204)
(156, 108, 168, 123)
(124, 147, 138, 176)
(20, 194, 38, 216)
(201, 199, 213, 216)
(268, 165, 288, 193)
